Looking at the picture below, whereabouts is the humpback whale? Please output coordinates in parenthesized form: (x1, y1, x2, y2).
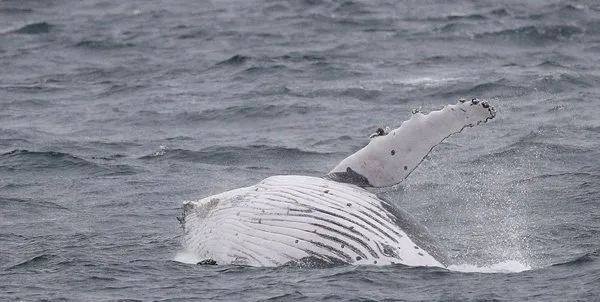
(180, 99, 495, 267)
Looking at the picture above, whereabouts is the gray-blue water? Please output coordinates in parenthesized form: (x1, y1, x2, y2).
(1, 0, 599, 301)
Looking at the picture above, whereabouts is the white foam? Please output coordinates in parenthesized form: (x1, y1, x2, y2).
(173, 249, 203, 265)
(401, 76, 460, 86)
(448, 260, 532, 273)
(152, 145, 168, 157)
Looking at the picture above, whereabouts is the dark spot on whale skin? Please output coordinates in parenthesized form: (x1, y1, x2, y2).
(414, 246, 419, 249)
(404, 166, 408, 171)
(295, 239, 299, 244)
(482, 101, 490, 108)
(471, 98, 479, 105)
(347, 203, 352, 207)
(341, 244, 345, 248)
(324, 190, 329, 194)
(381, 243, 399, 258)
(258, 219, 262, 224)
(418, 252, 424, 256)
(374, 260, 377, 264)
(391, 150, 395, 156)
(356, 256, 362, 261)
(348, 226, 354, 230)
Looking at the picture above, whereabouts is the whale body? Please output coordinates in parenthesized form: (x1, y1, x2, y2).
(180, 99, 496, 267)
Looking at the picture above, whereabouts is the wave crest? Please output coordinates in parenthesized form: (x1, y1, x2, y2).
(13, 22, 53, 34)
(140, 145, 330, 167)
(476, 25, 584, 44)
(0, 149, 140, 176)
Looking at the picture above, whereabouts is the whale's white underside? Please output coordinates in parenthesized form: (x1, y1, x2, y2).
(181, 99, 495, 267)
(183, 175, 444, 267)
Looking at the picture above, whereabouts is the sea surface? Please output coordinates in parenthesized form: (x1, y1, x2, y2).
(1, 0, 599, 301)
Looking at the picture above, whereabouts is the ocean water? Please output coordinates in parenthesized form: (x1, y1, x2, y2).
(1, 0, 599, 301)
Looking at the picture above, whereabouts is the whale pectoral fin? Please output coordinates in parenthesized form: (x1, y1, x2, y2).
(327, 98, 495, 188)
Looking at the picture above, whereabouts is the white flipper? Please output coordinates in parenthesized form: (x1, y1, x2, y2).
(328, 99, 495, 188)
(182, 175, 446, 267)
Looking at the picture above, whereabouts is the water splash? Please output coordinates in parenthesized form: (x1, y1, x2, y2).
(398, 119, 541, 270)
(151, 145, 168, 157)
(173, 249, 203, 265)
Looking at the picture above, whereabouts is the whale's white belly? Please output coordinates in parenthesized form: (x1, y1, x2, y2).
(182, 175, 445, 267)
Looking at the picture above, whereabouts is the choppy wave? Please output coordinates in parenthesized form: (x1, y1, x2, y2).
(0, 196, 69, 210)
(407, 8, 509, 22)
(140, 145, 331, 167)
(0, 7, 34, 14)
(476, 25, 584, 44)
(432, 78, 531, 99)
(523, 4, 587, 21)
(0, 149, 141, 176)
(0, 150, 95, 171)
(174, 103, 320, 122)
(472, 131, 592, 164)
(1, 82, 64, 94)
(12, 22, 54, 35)
(6, 253, 58, 271)
(74, 39, 135, 50)
(215, 54, 250, 66)
(2, 98, 52, 109)
(551, 249, 599, 267)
